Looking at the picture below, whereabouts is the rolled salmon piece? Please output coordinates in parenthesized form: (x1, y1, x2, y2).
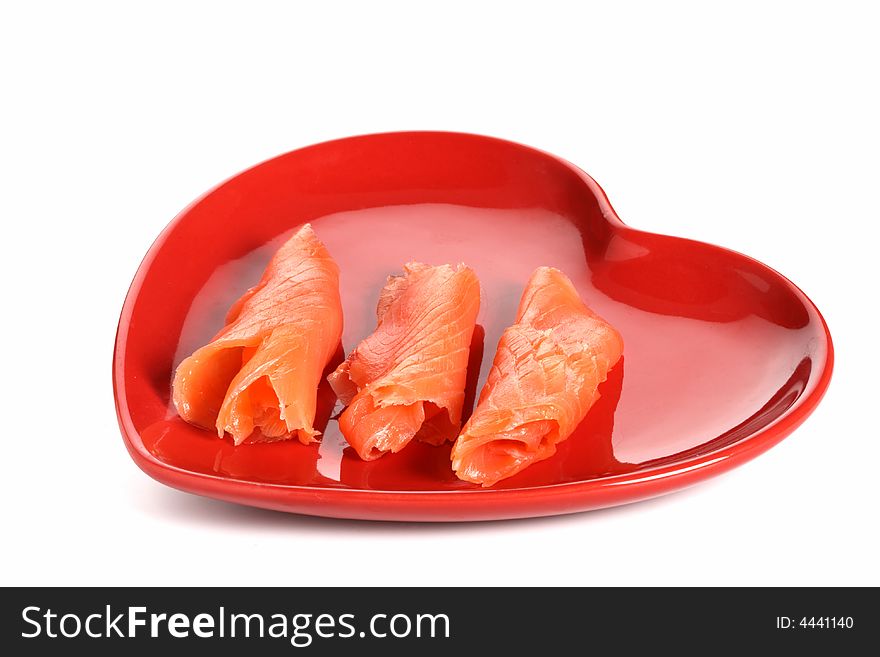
(452, 267, 623, 486)
(172, 224, 343, 445)
(328, 263, 481, 460)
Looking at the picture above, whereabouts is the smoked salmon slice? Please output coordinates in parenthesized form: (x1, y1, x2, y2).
(328, 263, 481, 460)
(172, 224, 343, 445)
(451, 267, 623, 486)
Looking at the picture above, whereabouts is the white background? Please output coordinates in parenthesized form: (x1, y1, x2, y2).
(2, 2, 877, 587)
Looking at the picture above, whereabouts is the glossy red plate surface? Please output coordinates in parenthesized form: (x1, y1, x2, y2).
(114, 132, 833, 521)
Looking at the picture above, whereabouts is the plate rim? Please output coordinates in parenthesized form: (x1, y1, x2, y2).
(113, 130, 834, 513)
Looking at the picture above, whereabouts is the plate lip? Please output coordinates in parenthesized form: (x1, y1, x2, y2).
(113, 130, 835, 506)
